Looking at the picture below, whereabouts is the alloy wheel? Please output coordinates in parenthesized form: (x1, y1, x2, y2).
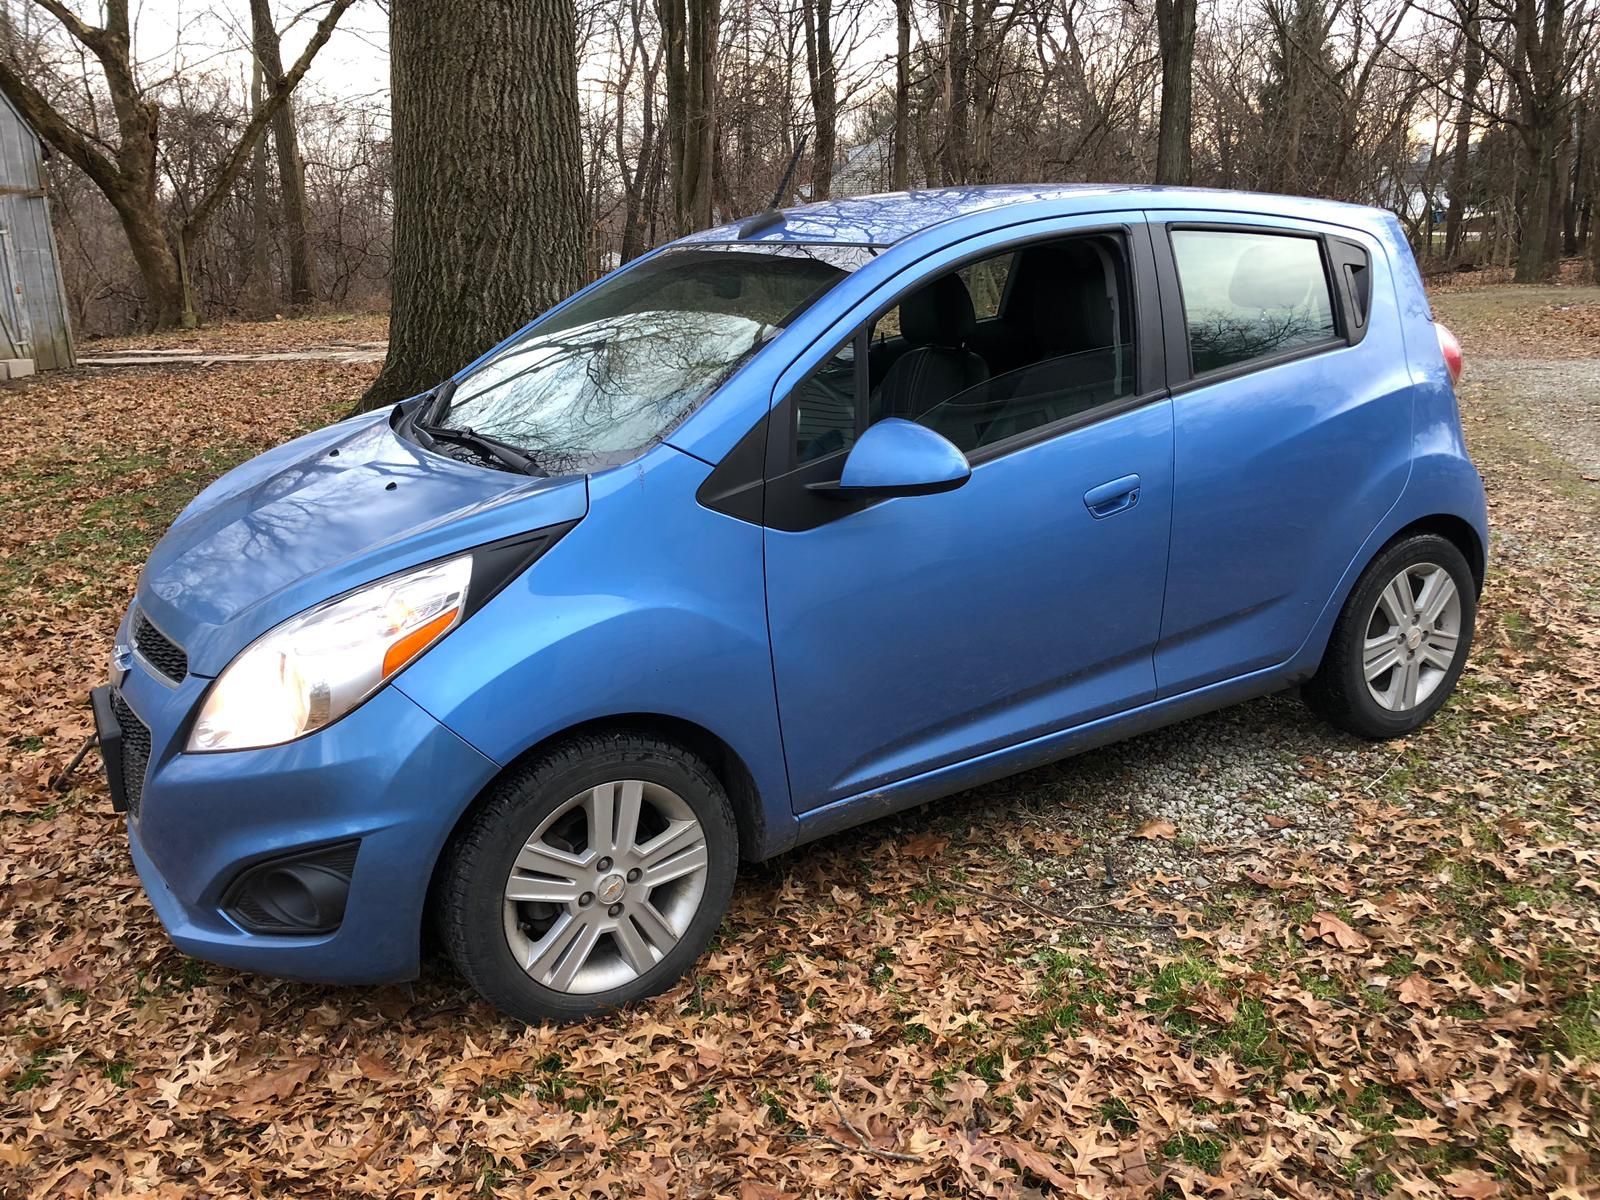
(1362, 562, 1463, 712)
(501, 779, 709, 994)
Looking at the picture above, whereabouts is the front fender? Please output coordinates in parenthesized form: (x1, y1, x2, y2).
(393, 442, 795, 854)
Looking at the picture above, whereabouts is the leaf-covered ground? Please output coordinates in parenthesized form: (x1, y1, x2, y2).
(3, 289, 1598, 1198)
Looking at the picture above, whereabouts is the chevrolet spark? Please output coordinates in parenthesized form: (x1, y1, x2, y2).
(95, 185, 1486, 1023)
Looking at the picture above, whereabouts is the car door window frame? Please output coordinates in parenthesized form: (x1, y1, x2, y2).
(745, 221, 1169, 532)
(1153, 220, 1372, 395)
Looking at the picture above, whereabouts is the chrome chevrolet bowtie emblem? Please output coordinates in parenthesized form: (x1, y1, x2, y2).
(595, 873, 626, 905)
(110, 640, 133, 687)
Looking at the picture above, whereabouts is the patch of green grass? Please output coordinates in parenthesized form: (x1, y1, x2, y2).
(690, 1088, 721, 1125)
(869, 946, 896, 988)
(1554, 985, 1600, 1060)
(1142, 955, 1282, 1073)
(103, 1060, 134, 1087)
(1100, 1097, 1138, 1135)
(760, 1089, 792, 1126)
(7, 1049, 56, 1093)
(1165, 1131, 1226, 1173)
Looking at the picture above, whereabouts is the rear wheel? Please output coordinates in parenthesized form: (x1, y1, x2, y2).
(436, 732, 737, 1023)
(1304, 533, 1476, 740)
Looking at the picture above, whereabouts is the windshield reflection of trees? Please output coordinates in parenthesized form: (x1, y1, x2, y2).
(445, 313, 771, 475)
(443, 250, 851, 474)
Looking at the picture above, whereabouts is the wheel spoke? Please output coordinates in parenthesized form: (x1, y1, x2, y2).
(612, 780, 644, 854)
(1421, 630, 1458, 671)
(505, 873, 582, 904)
(1401, 655, 1422, 708)
(613, 913, 661, 974)
(631, 896, 682, 945)
(524, 911, 581, 977)
(515, 839, 591, 877)
(1416, 569, 1457, 627)
(541, 913, 604, 991)
(1378, 574, 1415, 626)
(1363, 630, 1404, 682)
(637, 819, 706, 885)
(584, 783, 617, 854)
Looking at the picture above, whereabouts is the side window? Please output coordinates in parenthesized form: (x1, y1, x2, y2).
(1170, 229, 1337, 374)
(793, 339, 859, 463)
(959, 253, 1012, 319)
(790, 233, 1136, 465)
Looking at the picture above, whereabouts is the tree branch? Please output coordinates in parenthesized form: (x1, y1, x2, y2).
(0, 53, 118, 196)
(181, 0, 357, 244)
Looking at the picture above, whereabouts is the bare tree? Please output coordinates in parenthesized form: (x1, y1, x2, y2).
(251, 0, 317, 307)
(0, 0, 353, 328)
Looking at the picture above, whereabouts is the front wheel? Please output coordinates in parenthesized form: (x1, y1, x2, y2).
(435, 732, 738, 1023)
(1304, 533, 1477, 740)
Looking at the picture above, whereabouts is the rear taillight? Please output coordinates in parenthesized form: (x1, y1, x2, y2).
(1435, 322, 1463, 385)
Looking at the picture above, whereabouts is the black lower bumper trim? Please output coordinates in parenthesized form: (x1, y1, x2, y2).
(90, 685, 127, 813)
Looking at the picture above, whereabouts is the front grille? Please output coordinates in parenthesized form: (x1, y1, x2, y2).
(133, 612, 187, 681)
(111, 691, 151, 817)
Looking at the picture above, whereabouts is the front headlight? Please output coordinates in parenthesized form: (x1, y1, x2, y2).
(188, 555, 473, 752)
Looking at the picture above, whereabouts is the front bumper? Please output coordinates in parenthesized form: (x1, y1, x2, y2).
(112, 639, 500, 985)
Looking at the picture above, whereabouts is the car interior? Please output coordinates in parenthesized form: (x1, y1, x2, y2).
(793, 233, 1135, 463)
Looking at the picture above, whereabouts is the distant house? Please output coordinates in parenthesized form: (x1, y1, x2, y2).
(0, 91, 73, 374)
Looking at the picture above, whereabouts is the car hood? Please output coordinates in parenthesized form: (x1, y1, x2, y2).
(136, 408, 588, 676)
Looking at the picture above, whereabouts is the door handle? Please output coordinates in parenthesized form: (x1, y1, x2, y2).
(1083, 473, 1141, 519)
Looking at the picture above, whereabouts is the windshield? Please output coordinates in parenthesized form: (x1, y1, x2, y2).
(430, 243, 874, 472)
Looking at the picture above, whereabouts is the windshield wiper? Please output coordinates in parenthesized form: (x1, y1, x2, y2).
(406, 377, 544, 475)
(423, 376, 458, 424)
(419, 423, 544, 476)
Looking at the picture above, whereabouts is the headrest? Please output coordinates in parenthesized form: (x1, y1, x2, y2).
(900, 274, 977, 348)
(1228, 242, 1316, 310)
(1008, 242, 1113, 354)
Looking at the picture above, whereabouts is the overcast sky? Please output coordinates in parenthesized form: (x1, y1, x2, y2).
(113, 0, 391, 107)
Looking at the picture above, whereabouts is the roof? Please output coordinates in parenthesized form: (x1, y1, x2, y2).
(681, 184, 1386, 247)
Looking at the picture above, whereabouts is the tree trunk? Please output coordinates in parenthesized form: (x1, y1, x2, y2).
(252, 0, 317, 307)
(1515, 123, 1559, 282)
(361, 0, 586, 409)
(660, 0, 719, 234)
(941, 0, 971, 185)
(247, 51, 273, 314)
(1563, 99, 1583, 256)
(1444, 6, 1482, 261)
(118, 189, 186, 329)
(802, 0, 836, 200)
(1154, 0, 1197, 185)
(892, 0, 910, 190)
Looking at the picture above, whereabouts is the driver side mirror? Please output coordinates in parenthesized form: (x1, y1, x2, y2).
(810, 418, 972, 499)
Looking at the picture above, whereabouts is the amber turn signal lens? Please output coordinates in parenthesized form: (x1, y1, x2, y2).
(381, 608, 460, 678)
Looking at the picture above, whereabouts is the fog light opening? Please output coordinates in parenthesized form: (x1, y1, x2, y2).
(223, 841, 358, 935)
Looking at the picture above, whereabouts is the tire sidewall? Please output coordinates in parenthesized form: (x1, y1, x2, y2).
(447, 742, 737, 1023)
(1337, 536, 1477, 737)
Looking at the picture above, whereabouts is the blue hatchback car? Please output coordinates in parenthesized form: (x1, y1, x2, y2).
(95, 185, 1486, 1022)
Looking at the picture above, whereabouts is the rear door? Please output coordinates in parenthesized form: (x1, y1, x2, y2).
(1145, 211, 1410, 696)
(760, 216, 1176, 812)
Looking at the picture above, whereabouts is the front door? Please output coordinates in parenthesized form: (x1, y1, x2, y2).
(762, 221, 1176, 813)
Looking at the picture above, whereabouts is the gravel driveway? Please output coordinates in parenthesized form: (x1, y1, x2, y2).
(1464, 356, 1600, 479)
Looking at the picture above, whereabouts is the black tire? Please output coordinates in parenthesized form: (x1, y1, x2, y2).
(435, 731, 738, 1023)
(1304, 533, 1477, 740)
